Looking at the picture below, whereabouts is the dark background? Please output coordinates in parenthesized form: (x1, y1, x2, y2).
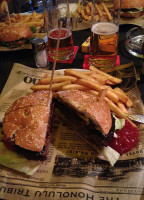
(0, 24, 144, 99)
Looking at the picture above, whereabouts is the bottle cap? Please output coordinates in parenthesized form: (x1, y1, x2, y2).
(31, 38, 46, 52)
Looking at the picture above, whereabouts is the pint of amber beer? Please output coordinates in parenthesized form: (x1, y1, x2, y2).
(89, 0, 121, 69)
(42, 0, 74, 61)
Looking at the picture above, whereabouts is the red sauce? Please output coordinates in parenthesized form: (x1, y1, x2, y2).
(109, 120, 139, 155)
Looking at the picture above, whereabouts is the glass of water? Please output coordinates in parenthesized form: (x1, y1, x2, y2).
(125, 26, 144, 59)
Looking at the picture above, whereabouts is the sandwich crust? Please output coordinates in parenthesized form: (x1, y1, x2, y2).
(3, 91, 52, 152)
(7, 90, 49, 113)
(119, 0, 144, 18)
(0, 23, 33, 42)
(54, 90, 112, 135)
(121, 0, 144, 9)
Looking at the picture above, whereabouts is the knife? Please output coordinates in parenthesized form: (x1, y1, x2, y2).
(127, 114, 144, 124)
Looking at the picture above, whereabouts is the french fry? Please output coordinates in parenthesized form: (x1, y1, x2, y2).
(95, 4, 103, 17)
(5, 21, 10, 25)
(101, 3, 112, 21)
(80, 9, 85, 19)
(107, 100, 136, 127)
(117, 102, 129, 114)
(87, 90, 109, 102)
(89, 65, 122, 84)
(87, 2, 92, 8)
(26, 19, 44, 27)
(106, 80, 115, 85)
(106, 86, 130, 107)
(77, 2, 112, 22)
(82, 71, 107, 84)
(77, 7, 82, 14)
(98, 89, 108, 101)
(60, 84, 89, 91)
(32, 11, 37, 18)
(10, 18, 16, 23)
(93, 15, 100, 22)
(114, 87, 133, 107)
(20, 16, 31, 23)
(126, 99, 133, 108)
(76, 78, 119, 103)
(87, 89, 99, 97)
(0, 0, 8, 13)
(89, 72, 108, 84)
(34, 13, 43, 19)
(0, 22, 5, 27)
(31, 81, 71, 92)
(17, 13, 21, 19)
(2, 11, 44, 30)
(86, 5, 91, 15)
(81, 71, 93, 75)
(65, 69, 98, 83)
(85, 15, 91, 21)
(37, 76, 77, 85)
(113, 88, 128, 104)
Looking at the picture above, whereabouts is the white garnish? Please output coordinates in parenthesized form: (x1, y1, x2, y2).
(113, 132, 118, 138)
(101, 146, 120, 166)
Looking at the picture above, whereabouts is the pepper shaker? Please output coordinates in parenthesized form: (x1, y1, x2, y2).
(31, 38, 49, 68)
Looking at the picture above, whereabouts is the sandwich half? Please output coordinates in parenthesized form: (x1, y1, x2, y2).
(3, 90, 53, 161)
(53, 90, 115, 154)
(120, 0, 144, 18)
(0, 24, 33, 48)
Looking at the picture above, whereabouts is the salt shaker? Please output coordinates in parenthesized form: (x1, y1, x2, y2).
(31, 38, 49, 68)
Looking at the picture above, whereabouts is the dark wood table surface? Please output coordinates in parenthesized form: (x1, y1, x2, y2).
(0, 24, 144, 101)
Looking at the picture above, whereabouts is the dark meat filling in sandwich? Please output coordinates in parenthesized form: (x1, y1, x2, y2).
(54, 90, 115, 154)
(120, 0, 144, 18)
(3, 91, 53, 161)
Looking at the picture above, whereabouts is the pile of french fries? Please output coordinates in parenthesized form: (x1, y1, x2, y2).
(77, 2, 113, 22)
(30, 65, 136, 126)
(0, 11, 44, 30)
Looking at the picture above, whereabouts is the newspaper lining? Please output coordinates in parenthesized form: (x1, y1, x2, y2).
(0, 63, 144, 200)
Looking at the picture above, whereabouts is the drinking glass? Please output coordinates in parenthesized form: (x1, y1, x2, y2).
(42, 0, 74, 61)
(89, 0, 121, 69)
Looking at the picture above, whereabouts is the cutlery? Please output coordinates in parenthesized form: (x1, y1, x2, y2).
(127, 114, 144, 124)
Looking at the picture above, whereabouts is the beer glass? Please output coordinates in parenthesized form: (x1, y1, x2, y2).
(89, 0, 121, 69)
(42, 0, 74, 61)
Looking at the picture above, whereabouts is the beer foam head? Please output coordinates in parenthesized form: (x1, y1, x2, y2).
(92, 22, 119, 35)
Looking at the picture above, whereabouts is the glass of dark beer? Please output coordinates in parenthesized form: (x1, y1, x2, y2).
(42, 0, 74, 61)
(89, 0, 121, 69)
